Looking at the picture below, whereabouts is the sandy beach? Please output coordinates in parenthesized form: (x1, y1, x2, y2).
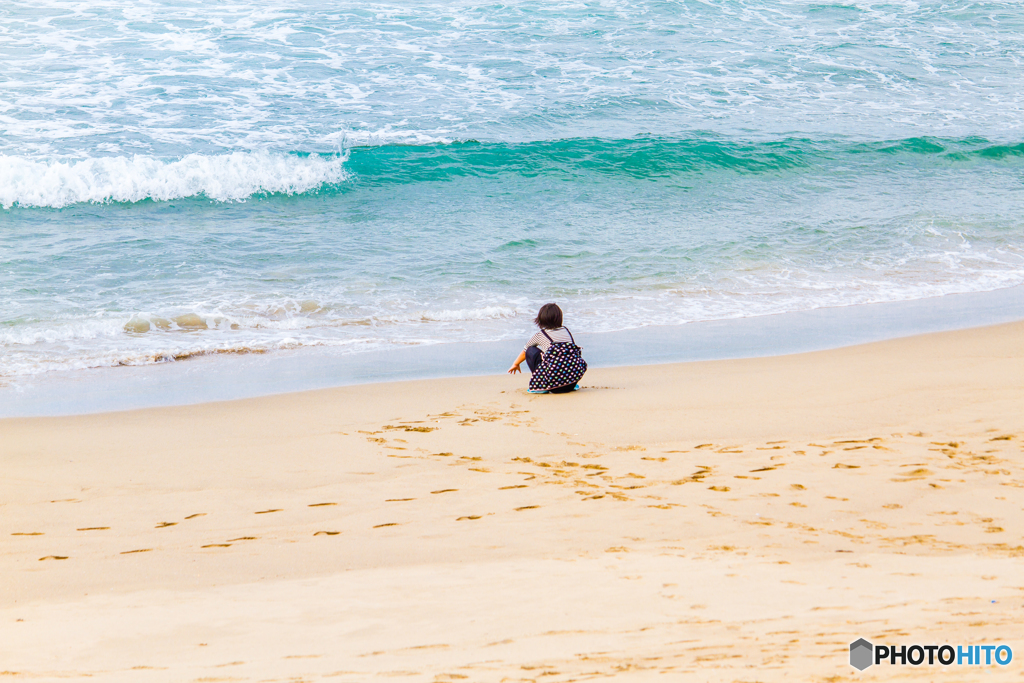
(2, 321, 1023, 682)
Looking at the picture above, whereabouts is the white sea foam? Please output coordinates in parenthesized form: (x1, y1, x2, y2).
(4, 268, 1024, 379)
(3, 0, 1023, 159)
(0, 152, 349, 208)
(375, 306, 520, 324)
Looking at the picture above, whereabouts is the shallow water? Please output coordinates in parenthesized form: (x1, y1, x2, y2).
(4, 286, 1023, 418)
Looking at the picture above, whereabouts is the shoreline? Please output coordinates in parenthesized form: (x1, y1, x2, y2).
(3, 283, 1024, 418)
(2, 320, 1023, 680)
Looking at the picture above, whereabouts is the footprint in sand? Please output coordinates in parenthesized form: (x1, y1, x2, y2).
(383, 424, 436, 433)
(905, 468, 932, 477)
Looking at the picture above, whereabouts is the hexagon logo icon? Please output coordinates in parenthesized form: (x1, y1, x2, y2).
(850, 638, 873, 671)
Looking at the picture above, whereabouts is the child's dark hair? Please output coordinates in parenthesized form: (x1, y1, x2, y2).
(534, 303, 563, 329)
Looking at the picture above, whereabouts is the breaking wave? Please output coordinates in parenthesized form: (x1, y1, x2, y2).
(0, 151, 349, 209)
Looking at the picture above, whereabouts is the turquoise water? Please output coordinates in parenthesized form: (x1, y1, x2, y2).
(2, 1, 1023, 378)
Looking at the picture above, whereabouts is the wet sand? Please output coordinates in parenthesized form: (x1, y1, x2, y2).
(2, 321, 1023, 681)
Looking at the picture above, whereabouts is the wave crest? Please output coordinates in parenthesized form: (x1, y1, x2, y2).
(0, 151, 349, 209)
(5, 137, 1022, 209)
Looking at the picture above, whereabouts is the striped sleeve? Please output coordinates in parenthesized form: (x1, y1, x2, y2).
(524, 327, 572, 352)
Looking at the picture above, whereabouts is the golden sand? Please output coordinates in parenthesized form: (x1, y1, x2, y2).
(1, 322, 1022, 681)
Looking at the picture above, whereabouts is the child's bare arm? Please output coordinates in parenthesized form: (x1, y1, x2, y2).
(508, 349, 527, 374)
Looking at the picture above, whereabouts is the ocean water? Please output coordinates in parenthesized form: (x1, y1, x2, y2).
(2, 0, 1024, 381)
